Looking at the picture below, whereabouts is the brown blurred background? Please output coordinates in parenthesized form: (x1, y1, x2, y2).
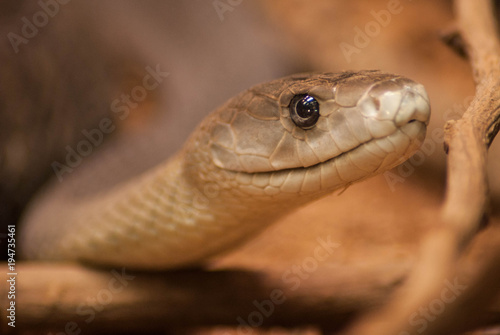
(1, 0, 499, 333)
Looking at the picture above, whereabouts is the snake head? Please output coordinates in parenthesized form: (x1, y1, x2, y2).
(191, 70, 430, 196)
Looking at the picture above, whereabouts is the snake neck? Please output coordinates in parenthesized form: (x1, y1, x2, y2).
(22, 149, 301, 269)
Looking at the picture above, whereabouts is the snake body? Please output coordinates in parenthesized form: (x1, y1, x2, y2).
(20, 71, 430, 269)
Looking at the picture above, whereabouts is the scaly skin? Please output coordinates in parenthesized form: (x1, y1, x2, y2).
(20, 71, 430, 269)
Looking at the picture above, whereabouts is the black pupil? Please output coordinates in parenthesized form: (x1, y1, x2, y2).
(296, 96, 317, 118)
(289, 94, 320, 129)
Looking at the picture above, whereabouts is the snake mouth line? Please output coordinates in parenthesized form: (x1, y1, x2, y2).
(310, 120, 427, 172)
(225, 120, 427, 177)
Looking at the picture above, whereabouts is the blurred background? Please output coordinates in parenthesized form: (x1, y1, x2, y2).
(1, 0, 499, 334)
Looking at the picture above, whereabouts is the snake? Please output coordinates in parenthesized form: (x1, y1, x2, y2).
(20, 70, 430, 269)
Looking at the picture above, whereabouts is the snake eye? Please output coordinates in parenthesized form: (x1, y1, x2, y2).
(289, 94, 320, 129)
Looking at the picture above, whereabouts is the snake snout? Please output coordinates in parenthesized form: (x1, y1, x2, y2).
(395, 84, 431, 127)
(358, 81, 431, 128)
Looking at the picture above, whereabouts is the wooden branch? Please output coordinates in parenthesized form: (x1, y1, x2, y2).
(442, 0, 500, 245)
(0, 262, 406, 334)
(2, 260, 500, 334)
(457, 0, 500, 83)
(416, 226, 500, 335)
(338, 1, 500, 334)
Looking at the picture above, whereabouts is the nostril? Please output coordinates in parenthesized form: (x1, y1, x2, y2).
(394, 88, 431, 126)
